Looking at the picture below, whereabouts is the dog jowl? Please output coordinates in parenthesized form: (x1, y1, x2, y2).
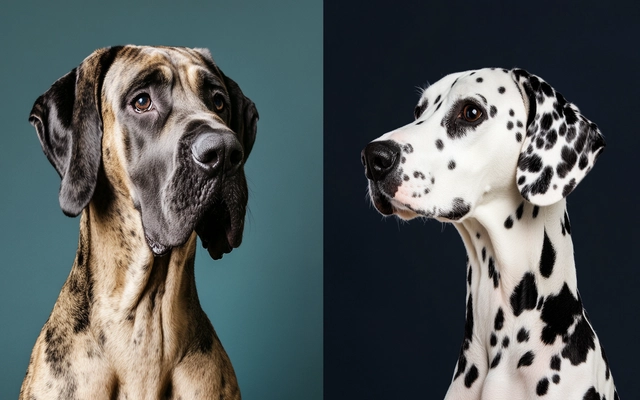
(21, 45, 257, 399)
(361, 68, 617, 400)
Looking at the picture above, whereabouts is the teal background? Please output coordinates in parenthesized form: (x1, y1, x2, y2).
(0, 1, 322, 399)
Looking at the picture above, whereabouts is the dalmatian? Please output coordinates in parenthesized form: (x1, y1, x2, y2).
(361, 68, 619, 399)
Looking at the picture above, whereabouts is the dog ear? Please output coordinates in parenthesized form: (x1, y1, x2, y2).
(221, 72, 259, 161)
(511, 69, 605, 206)
(29, 47, 121, 217)
(193, 48, 258, 161)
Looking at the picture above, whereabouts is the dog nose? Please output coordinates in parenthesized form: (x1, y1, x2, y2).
(361, 141, 401, 182)
(191, 131, 244, 176)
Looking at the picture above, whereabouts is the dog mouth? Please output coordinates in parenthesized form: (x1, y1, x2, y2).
(369, 182, 421, 220)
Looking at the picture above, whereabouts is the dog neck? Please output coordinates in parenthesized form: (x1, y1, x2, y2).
(69, 175, 209, 370)
(447, 192, 584, 387)
(457, 194, 578, 307)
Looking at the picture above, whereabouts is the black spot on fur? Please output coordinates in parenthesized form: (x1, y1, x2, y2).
(579, 153, 589, 170)
(464, 365, 479, 388)
(482, 247, 486, 262)
(498, 86, 505, 94)
(517, 351, 534, 368)
(439, 197, 471, 220)
(583, 387, 601, 400)
(435, 139, 444, 150)
(494, 308, 504, 331)
(545, 129, 558, 149)
(561, 316, 595, 365)
(517, 328, 530, 343)
(552, 374, 560, 384)
(510, 272, 538, 316)
(490, 352, 502, 369)
(550, 355, 561, 371)
(540, 113, 553, 131)
(532, 206, 539, 218)
(504, 216, 513, 229)
(518, 153, 543, 173)
(476, 77, 483, 83)
(490, 333, 497, 347)
(414, 100, 428, 120)
(490, 105, 497, 118)
(464, 294, 474, 346)
(539, 230, 556, 278)
(467, 265, 472, 286)
(488, 257, 498, 288)
(557, 146, 577, 179)
(448, 160, 456, 170)
(527, 166, 554, 197)
(516, 202, 524, 220)
(454, 352, 467, 379)
(507, 121, 514, 130)
(601, 344, 611, 380)
(536, 377, 549, 396)
(540, 284, 582, 345)
(502, 337, 510, 348)
(562, 178, 576, 198)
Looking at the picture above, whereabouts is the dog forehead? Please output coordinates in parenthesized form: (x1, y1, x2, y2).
(103, 45, 220, 100)
(420, 68, 516, 103)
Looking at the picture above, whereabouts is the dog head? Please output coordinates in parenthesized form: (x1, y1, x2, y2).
(361, 68, 604, 221)
(29, 45, 258, 259)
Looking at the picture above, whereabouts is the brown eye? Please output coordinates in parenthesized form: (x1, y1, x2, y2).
(213, 93, 224, 111)
(461, 104, 482, 122)
(133, 94, 153, 112)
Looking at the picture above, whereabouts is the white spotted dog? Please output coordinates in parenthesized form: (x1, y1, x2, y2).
(361, 68, 618, 400)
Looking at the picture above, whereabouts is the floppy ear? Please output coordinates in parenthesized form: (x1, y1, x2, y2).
(29, 46, 121, 216)
(194, 48, 258, 161)
(221, 72, 259, 161)
(512, 69, 605, 206)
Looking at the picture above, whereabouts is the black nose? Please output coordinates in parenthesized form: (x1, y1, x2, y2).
(191, 131, 244, 176)
(361, 140, 401, 182)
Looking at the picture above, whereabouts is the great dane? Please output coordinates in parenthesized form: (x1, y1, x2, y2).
(20, 45, 257, 399)
(361, 68, 618, 399)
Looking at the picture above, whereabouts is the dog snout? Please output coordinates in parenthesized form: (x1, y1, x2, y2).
(361, 141, 401, 182)
(191, 131, 244, 176)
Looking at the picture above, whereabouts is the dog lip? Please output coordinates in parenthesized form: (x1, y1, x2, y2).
(196, 198, 243, 260)
(369, 182, 396, 216)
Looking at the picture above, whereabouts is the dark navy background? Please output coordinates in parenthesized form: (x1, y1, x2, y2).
(325, 1, 639, 398)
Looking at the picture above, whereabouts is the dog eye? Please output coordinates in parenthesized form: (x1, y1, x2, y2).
(212, 93, 225, 111)
(132, 94, 153, 113)
(461, 104, 482, 122)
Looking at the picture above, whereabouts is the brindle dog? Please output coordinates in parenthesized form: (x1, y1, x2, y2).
(20, 45, 258, 400)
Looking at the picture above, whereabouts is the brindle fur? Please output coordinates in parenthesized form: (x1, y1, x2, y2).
(20, 45, 258, 400)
